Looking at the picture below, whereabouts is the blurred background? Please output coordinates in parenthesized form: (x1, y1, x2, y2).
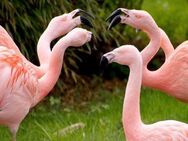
(1, 0, 188, 140)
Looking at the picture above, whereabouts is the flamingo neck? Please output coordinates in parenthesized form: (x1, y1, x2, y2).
(122, 56, 143, 139)
(159, 28, 174, 59)
(140, 28, 161, 87)
(33, 38, 69, 106)
(141, 26, 161, 67)
(37, 30, 54, 72)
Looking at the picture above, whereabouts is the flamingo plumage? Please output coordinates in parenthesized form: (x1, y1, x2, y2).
(100, 45, 188, 141)
(0, 26, 21, 53)
(0, 9, 92, 141)
(106, 8, 188, 103)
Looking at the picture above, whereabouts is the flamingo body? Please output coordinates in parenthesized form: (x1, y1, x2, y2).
(0, 26, 20, 52)
(0, 46, 38, 100)
(142, 121, 188, 141)
(100, 45, 188, 141)
(0, 46, 37, 139)
(153, 42, 188, 100)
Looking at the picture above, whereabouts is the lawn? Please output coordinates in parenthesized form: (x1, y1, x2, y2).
(1, 86, 188, 141)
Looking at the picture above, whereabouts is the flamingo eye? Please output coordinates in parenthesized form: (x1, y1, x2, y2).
(125, 14, 130, 18)
(135, 14, 142, 19)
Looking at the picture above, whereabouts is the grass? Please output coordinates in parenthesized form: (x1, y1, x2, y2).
(1, 86, 188, 141)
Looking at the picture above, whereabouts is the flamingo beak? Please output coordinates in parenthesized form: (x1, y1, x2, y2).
(106, 8, 122, 23)
(106, 8, 128, 30)
(74, 9, 94, 28)
(100, 53, 115, 73)
(76, 9, 95, 19)
(108, 15, 122, 30)
(100, 56, 109, 73)
(80, 16, 93, 28)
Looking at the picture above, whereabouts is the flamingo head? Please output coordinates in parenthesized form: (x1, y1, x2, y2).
(100, 45, 141, 72)
(64, 27, 92, 47)
(46, 9, 94, 40)
(106, 8, 158, 32)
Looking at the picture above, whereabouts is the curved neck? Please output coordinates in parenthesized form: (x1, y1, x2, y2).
(33, 37, 69, 106)
(122, 57, 143, 138)
(37, 30, 53, 71)
(159, 28, 174, 59)
(141, 26, 161, 67)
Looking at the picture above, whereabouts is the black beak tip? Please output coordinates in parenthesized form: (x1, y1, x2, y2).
(100, 56, 109, 73)
(106, 8, 122, 23)
(108, 15, 121, 30)
(77, 9, 95, 19)
(108, 25, 113, 30)
(80, 16, 93, 28)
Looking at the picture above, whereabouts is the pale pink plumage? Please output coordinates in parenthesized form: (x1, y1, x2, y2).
(107, 8, 188, 102)
(101, 45, 188, 141)
(0, 9, 92, 141)
(0, 25, 42, 78)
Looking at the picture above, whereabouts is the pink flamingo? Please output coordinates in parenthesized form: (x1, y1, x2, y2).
(0, 19, 92, 141)
(106, 8, 188, 102)
(106, 8, 174, 60)
(100, 45, 188, 141)
(0, 9, 93, 78)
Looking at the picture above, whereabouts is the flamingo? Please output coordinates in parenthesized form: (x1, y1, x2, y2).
(100, 45, 188, 141)
(0, 22, 92, 141)
(106, 9, 174, 60)
(0, 9, 93, 78)
(106, 8, 188, 103)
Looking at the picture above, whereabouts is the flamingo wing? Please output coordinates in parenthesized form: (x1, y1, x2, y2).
(0, 26, 21, 53)
(0, 26, 43, 78)
(154, 41, 188, 102)
(0, 46, 38, 107)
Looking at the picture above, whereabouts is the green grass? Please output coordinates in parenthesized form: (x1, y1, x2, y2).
(1, 87, 188, 141)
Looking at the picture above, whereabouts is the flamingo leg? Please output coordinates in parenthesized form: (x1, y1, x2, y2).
(0, 110, 19, 141)
(0, 95, 31, 141)
(9, 124, 18, 141)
